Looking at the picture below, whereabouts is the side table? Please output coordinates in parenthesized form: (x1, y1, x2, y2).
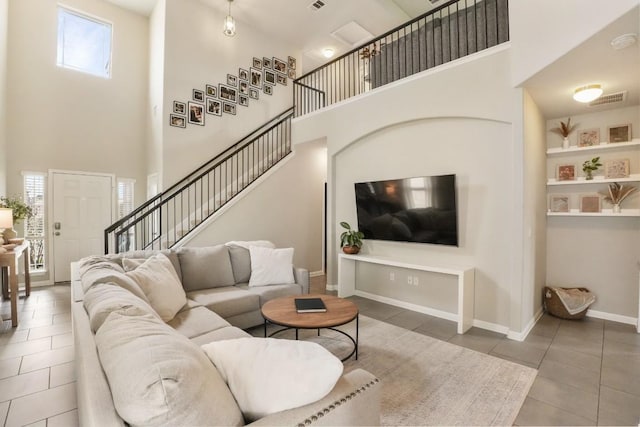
(0, 241, 31, 327)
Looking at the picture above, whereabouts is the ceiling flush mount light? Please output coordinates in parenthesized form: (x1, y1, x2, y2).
(223, 0, 236, 37)
(573, 84, 603, 103)
(610, 33, 637, 50)
(322, 48, 335, 58)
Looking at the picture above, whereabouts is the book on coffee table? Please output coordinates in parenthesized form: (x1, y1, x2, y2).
(295, 298, 327, 313)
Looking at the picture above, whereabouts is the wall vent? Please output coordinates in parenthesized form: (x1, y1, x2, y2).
(589, 91, 627, 107)
(308, 0, 326, 11)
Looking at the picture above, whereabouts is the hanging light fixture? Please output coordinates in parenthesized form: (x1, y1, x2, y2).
(223, 0, 236, 37)
(573, 84, 603, 103)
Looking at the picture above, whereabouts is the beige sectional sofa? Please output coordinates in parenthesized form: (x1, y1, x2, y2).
(71, 244, 381, 426)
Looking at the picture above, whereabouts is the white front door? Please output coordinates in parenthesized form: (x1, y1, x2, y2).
(52, 171, 113, 282)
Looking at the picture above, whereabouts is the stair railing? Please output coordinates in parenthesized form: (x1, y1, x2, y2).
(105, 107, 294, 254)
(293, 0, 508, 117)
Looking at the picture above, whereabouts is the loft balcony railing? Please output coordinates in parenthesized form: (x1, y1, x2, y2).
(293, 0, 508, 116)
(104, 107, 294, 254)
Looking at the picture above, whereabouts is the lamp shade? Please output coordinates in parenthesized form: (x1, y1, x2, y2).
(0, 208, 13, 229)
(573, 84, 603, 103)
(223, 15, 236, 36)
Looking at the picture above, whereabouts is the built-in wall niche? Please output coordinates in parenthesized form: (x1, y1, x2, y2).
(169, 55, 298, 129)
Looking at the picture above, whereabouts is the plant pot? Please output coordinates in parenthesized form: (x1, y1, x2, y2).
(613, 204, 621, 214)
(342, 246, 360, 255)
(585, 170, 593, 180)
(562, 137, 569, 149)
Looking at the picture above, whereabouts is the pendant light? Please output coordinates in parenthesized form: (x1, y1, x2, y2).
(223, 0, 236, 37)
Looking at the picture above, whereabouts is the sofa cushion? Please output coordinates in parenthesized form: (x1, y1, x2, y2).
(125, 253, 187, 322)
(116, 250, 182, 281)
(187, 287, 259, 319)
(177, 245, 236, 291)
(236, 283, 303, 306)
(248, 246, 295, 287)
(190, 326, 251, 346)
(202, 337, 343, 422)
(83, 283, 159, 332)
(78, 256, 149, 303)
(226, 241, 275, 283)
(167, 306, 230, 339)
(96, 309, 244, 427)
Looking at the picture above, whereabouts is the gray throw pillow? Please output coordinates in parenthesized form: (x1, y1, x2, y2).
(228, 245, 251, 283)
(177, 245, 236, 291)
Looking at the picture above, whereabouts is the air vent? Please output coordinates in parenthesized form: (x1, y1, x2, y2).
(308, 0, 325, 11)
(589, 91, 627, 107)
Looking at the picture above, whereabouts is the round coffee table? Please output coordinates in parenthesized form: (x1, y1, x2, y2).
(261, 294, 359, 361)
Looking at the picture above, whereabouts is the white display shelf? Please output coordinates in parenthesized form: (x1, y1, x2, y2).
(547, 174, 640, 186)
(547, 139, 640, 156)
(548, 209, 640, 217)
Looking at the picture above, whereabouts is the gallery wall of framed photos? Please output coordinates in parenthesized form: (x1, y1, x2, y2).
(169, 54, 297, 129)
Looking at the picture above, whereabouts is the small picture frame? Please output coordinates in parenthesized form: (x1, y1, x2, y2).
(608, 124, 632, 143)
(219, 84, 238, 103)
(192, 89, 204, 102)
(288, 55, 296, 70)
(604, 159, 630, 179)
(173, 101, 186, 115)
(264, 69, 276, 85)
(169, 114, 186, 128)
(263, 57, 272, 69)
(223, 102, 236, 115)
(263, 83, 273, 95)
(578, 128, 600, 147)
(557, 164, 576, 181)
(206, 98, 222, 116)
(249, 88, 259, 100)
(239, 68, 249, 81)
(580, 194, 601, 213)
(287, 68, 296, 79)
(205, 85, 217, 98)
(239, 80, 249, 95)
(253, 57, 262, 69)
(227, 74, 238, 87)
(273, 57, 287, 73)
(239, 95, 249, 107)
(276, 73, 287, 86)
(250, 67, 262, 88)
(188, 102, 204, 126)
(549, 194, 569, 213)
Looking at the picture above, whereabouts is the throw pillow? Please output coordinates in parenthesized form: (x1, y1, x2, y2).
(248, 246, 294, 287)
(96, 309, 244, 427)
(201, 337, 343, 422)
(177, 245, 236, 291)
(121, 258, 146, 272)
(125, 253, 186, 322)
(226, 241, 275, 283)
(83, 283, 159, 332)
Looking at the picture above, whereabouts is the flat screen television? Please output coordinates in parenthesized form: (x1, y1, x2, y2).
(354, 174, 458, 246)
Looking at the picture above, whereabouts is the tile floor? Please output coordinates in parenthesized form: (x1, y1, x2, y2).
(1, 279, 638, 426)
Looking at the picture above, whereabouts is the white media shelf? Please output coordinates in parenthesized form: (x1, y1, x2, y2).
(547, 139, 640, 156)
(548, 174, 640, 186)
(547, 209, 640, 217)
(338, 253, 475, 334)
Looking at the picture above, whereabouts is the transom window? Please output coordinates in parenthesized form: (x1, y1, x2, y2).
(57, 7, 112, 78)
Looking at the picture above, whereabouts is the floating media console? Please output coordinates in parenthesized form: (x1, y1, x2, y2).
(338, 253, 475, 334)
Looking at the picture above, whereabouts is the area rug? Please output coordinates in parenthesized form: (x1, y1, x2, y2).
(255, 315, 537, 426)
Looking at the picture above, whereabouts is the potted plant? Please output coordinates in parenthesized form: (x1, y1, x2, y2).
(339, 221, 364, 254)
(582, 157, 602, 180)
(550, 118, 577, 149)
(0, 195, 33, 240)
(601, 182, 637, 213)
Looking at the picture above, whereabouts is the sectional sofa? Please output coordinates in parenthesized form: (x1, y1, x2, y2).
(71, 243, 381, 426)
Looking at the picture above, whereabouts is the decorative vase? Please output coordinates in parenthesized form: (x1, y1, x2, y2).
(2, 227, 17, 241)
(585, 170, 593, 180)
(613, 204, 621, 214)
(342, 246, 360, 255)
(562, 137, 569, 149)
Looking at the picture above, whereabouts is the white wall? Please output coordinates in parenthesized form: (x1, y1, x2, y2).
(546, 105, 640, 318)
(6, 0, 149, 201)
(509, 0, 639, 87)
(147, 0, 166, 190)
(0, 0, 7, 196)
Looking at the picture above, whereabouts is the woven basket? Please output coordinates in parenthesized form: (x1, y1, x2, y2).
(543, 286, 591, 320)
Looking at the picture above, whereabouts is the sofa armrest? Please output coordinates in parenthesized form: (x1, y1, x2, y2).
(247, 369, 380, 426)
(293, 267, 310, 294)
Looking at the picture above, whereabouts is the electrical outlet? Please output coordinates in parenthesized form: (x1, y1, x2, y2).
(390, 272, 395, 281)
(407, 276, 413, 285)
(414, 276, 419, 286)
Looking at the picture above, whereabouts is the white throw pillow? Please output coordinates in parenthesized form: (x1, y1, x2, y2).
(201, 337, 343, 422)
(125, 253, 187, 322)
(248, 246, 294, 287)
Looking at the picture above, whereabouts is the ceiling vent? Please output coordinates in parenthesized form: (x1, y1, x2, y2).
(588, 91, 627, 107)
(331, 21, 374, 47)
(308, 0, 326, 11)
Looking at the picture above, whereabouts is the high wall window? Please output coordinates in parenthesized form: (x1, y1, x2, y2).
(57, 7, 112, 79)
(23, 173, 46, 273)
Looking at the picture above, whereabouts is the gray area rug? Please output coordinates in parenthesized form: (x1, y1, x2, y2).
(257, 315, 537, 426)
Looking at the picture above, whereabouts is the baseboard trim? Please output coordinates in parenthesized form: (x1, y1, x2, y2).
(354, 290, 459, 323)
(586, 309, 637, 326)
(309, 270, 324, 278)
(326, 283, 338, 292)
(507, 307, 544, 342)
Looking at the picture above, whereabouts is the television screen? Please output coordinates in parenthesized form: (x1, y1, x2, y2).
(354, 174, 458, 246)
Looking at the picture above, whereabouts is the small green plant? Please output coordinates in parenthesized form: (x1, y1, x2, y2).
(550, 118, 577, 138)
(339, 222, 364, 248)
(582, 157, 602, 180)
(0, 196, 33, 224)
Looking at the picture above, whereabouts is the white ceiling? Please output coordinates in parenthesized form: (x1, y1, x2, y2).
(103, 0, 639, 119)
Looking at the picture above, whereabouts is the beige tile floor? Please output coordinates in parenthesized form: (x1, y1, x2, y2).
(2, 278, 638, 426)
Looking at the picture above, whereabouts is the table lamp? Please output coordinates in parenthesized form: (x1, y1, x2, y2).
(0, 208, 14, 245)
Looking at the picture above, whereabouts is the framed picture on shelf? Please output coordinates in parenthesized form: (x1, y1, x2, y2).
(239, 95, 249, 107)
(227, 74, 238, 87)
(549, 195, 570, 213)
(288, 55, 296, 70)
(264, 69, 276, 85)
(239, 68, 249, 81)
(223, 102, 236, 115)
(604, 159, 630, 179)
(276, 73, 287, 85)
(263, 83, 273, 95)
(263, 57, 272, 69)
(253, 57, 262, 69)
(169, 114, 186, 128)
(188, 102, 204, 126)
(173, 101, 186, 115)
(206, 98, 222, 116)
(205, 85, 217, 98)
(578, 128, 600, 147)
(192, 89, 204, 102)
(273, 57, 287, 73)
(607, 124, 631, 143)
(580, 194, 601, 213)
(557, 164, 576, 181)
(250, 67, 262, 88)
(219, 84, 238, 103)
(249, 88, 259, 100)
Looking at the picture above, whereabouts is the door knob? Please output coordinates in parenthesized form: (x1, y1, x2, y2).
(54, 232, 61, 236)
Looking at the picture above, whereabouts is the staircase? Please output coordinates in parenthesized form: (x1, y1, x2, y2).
(104, 108, 294, 254)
